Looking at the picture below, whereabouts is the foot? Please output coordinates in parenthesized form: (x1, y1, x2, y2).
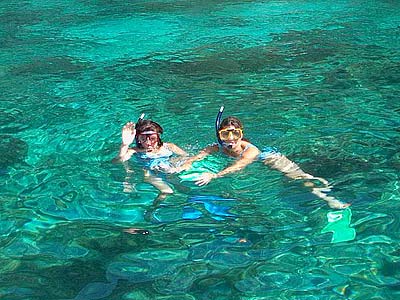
(327, 199, 351, 210)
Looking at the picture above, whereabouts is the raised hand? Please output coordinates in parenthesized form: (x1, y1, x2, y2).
(122, 122, 136, 146)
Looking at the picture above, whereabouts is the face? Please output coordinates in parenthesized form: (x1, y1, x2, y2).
(137, 133, 159, 150)
(218, 126, 243, 147)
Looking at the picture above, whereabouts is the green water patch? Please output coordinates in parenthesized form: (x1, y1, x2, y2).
(106, 249, 190, 284)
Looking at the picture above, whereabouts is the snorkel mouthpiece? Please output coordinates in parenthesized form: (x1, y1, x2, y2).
(215, 106, 224, 146)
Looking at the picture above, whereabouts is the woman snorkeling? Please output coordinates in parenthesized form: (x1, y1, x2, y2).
(178, 107, 350, 210)
(114, 114, 188, 200)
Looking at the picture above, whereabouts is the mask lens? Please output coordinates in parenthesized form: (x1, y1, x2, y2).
(138, 134, 158, 143)
(219, 129, 242, 141)
(219, 130, 230, 140)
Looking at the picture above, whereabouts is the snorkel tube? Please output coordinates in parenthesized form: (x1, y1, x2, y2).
(215, 106, 224, 146)
(135, 113, 145, 128)
(134, 113, 145, 147)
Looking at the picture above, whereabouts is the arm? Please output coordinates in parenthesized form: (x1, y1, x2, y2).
(153, 143, 189, 174)
(164, 142, 188, 157)
(195, 144, 260, 186)
(263, 153, 350, 209)
(178, 144, 219, 171)
(154, 144, 217, 174)
(114, 122, 137, 162)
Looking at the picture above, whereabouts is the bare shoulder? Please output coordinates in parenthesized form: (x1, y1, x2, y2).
(164, 142, 188, 155)
(164, 142, 181, 150)
(242, 141, 261, 159)
(164, 142, 176, 149)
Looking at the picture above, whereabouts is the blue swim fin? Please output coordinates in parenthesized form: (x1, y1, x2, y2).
(203, 202, 234, 217)
(186, 195, 236, 220)
(182, 206, 203, 220)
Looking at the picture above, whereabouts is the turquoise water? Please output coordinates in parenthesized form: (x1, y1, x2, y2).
(1, 0, 400, 299)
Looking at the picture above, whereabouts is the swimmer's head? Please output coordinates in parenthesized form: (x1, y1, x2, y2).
(135, 119, 163, 149)
(218, 116, 244, 148)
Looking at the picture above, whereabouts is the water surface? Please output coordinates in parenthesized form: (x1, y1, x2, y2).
(1, 0, 400, 299)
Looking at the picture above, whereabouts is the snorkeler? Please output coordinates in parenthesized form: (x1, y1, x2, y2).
(114, 114, 188, 200)
(178, 107, 350, 210)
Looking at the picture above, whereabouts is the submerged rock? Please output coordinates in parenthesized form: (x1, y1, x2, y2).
(0, 135, 28, 170)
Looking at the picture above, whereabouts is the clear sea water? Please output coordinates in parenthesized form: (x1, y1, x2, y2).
(1, 0, 400, 299)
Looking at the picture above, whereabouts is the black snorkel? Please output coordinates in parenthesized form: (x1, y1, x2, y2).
(215, 106, 224, 146)
(135, 113, 145, 128)
(134, 113, 145, 147)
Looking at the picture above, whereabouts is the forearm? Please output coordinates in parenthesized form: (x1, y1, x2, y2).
(116, 143, 131, 162)
(179, 155, 203, 170)
(194, 159, 251, 186)
(216, 159, 253, 177)
(179, 149, 212, 170)
(216, 165, 241, 177)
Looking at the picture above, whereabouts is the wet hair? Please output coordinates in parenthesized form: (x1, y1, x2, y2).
(219, 116, 243, 130)
(135, 119, 163, 148)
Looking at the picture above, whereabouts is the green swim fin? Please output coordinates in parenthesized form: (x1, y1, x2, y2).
(321, 208, 356, 243)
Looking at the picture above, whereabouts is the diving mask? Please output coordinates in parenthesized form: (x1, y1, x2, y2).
(218, 128, 243, 141)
